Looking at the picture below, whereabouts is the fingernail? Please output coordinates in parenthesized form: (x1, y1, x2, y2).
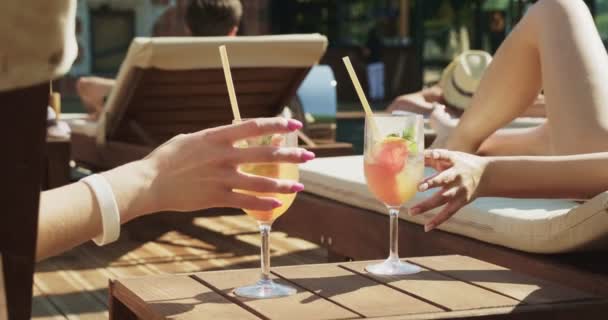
(291, 183, 305, 192)
(418, 183, 428, 191)
(271, 199, 283, 208)
(409, 208, 420, 216)
(287, 119, 303, 130)
(302, 151, 316, 161)
(424, 224, 435, 232)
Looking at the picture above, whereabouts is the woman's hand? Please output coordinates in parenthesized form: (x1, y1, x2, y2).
(136, 118, 314, 215)
(386, 86, 445, 115)
(386, 93, 435, 115)
(410, 149, 489, 232)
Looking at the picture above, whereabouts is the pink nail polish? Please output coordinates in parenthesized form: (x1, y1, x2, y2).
(287, 119, 303, 130)
(291, 183, 305, 192)
(271, 199, 283, 208)
(419, 183, 428, 191)
(302, 151, 316, 161)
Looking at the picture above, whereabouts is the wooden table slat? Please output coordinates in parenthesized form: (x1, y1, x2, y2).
(272, 264, 442, 317)
(409, 255, 597, 304)
(114, 275, 259, 320)
(343, 261, 519, 311)
(194, 269, 360, 320)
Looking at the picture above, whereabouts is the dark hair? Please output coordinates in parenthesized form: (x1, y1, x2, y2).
(185, 0, 243, 36)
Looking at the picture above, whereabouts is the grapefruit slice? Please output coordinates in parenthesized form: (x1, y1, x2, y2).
(374, 136, 410, 174)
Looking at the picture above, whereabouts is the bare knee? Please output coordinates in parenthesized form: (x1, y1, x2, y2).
(530, 0, 592, 24)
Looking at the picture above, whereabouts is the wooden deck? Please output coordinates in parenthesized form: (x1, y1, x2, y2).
(31, 211, 326, 319)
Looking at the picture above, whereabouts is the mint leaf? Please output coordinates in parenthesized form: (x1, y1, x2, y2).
(408, 141, 418, 155)
(402, 127, 415, 141)
(401, 127, 418, 155)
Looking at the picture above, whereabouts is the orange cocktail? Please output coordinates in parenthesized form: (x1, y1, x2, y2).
(233, 130, 300, 299)
(240, 162, 299, 223)
(363, 114, 424, 276)
(364, 137, 424, 207)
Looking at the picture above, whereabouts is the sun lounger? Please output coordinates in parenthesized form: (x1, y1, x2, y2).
(274, 155, 608, 296)
(70, 35, 353, 170)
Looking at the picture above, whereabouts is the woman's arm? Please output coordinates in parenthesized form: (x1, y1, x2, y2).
(411, 150, 608, 231)
(36, 118, 313, 261)
(37, 160, 155, 260)
(386, 86, 444, 115)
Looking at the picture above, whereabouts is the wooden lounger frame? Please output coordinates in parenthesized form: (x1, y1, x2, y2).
(73, 66, 352, 170)
(0, 83, 48, 319)
(274, 192, 608, 297)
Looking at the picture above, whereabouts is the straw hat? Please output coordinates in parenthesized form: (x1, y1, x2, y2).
(439, 50, 493, 110)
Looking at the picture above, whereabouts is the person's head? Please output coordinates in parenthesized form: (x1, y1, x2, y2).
(439, 50, 493, 110)
(185, 0, 242, 37)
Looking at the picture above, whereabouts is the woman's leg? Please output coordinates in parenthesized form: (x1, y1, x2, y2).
(430, 104, 551, 155)
(443, 0, 608, 155)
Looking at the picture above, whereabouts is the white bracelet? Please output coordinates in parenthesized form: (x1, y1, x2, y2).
(81, 174, 121, 246)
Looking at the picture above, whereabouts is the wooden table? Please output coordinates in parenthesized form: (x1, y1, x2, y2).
(109, 255, 608, 319)
(273, 193, 608, 297)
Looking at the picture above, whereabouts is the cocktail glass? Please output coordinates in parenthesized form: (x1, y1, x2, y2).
(363, 114, 424, 275)
(233, 129, 299, 298)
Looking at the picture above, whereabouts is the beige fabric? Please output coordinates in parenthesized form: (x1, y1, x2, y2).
(123, 35, 328, 70)
(300, 156, 608, 253)
(0, 0, 78, 91)
(98, 34, 327, 144)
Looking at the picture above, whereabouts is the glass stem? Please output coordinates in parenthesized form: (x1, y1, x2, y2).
(388, 208, 400, 261)
(259, 222, 272, 282)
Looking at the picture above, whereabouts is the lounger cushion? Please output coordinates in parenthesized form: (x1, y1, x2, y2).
(121, 35, 327, 70)
(63, 113, 97, 137)
(300, 156, 608, 253)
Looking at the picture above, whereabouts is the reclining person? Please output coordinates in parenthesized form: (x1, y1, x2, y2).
(411, 0, 608, 231)
(386, 57, 547, 119)
(77, 0, 242, 119)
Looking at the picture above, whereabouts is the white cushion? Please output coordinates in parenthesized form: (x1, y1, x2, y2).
(63, 113, 98, 137)
(300, 155, 608, 253)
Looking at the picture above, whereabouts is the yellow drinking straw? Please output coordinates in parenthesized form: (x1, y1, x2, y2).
(219, 45, 242, 122)
(342, 56, 379, 135)
(49, 80, 61, 120)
